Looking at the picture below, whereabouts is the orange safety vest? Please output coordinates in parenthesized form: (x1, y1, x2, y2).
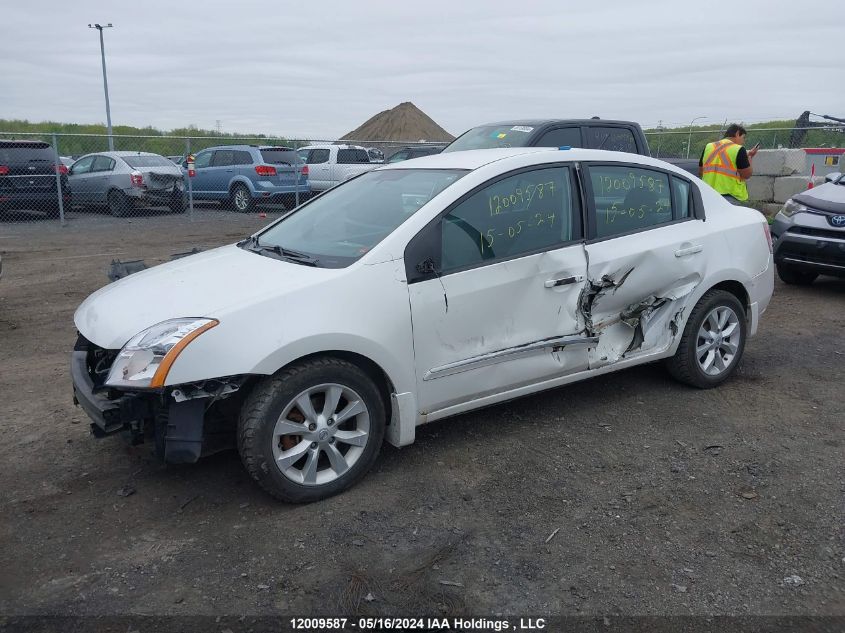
(701, 139, 748, 201)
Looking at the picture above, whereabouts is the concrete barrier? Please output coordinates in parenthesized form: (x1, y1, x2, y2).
(752, 149, 806, 176)
(746, 176, 774, 202)
(773, 176, 825, 203)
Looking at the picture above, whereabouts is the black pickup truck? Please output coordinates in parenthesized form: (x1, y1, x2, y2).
(441, 118, 699, 176)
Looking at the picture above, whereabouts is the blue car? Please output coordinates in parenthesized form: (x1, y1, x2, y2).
(184, 145, 309, 212)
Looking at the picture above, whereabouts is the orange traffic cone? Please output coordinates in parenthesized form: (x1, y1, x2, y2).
(808, 163, 815, 189)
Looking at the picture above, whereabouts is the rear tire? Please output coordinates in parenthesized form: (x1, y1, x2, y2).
(107, 190, 130, 217)
(237, 357, 386, 503)
(230, 184, 255, 213)
(666, 289, 747, 389)
(168, 192, 186, 214)
(776, 264, 817, 286)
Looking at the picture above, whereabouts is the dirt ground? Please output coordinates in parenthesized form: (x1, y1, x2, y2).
(1, 210, 844, 623)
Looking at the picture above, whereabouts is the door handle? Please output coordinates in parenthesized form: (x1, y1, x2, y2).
(675, 245, 703, 257)
(544, 275, 584, 288)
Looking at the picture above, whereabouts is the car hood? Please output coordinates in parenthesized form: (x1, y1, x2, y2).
(74, 244, 336, 349)
(793, 182, 845, 214)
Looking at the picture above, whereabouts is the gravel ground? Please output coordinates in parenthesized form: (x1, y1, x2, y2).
(0, 211, 843, 623)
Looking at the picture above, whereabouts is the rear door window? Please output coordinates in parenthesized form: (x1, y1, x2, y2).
(337, 149, 370, 164)
(586, 165, 674, 239)
(233, 151, 253, 165)
(305, 149, 330, 164)
(536, 127, 582, 148)
(586, 127, 639, 153)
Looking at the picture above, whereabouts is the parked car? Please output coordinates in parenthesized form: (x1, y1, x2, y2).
(442, 118, 700, 175)
(182, 145, 309, 212)
(0, 139, 70, 217)
(68, 152, 184, 217)
(60, 156, 76, 169)
(770, 171, 845, 284)
(296, 144, 378, 193)
(71, 148, 774, 502)
(166, 155, 183, 164)
(386, 145, 446, 163)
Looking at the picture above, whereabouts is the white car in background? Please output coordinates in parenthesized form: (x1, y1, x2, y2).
(296, 144, 379, 193)
(71, 148, 774, 502)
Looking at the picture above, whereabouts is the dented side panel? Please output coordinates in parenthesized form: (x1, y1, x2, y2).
(409, 245, 588, 414)
(582, 220, 715, 368)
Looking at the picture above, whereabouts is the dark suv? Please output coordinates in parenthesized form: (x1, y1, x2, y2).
(386, 145, 446, 163)
(0, 140, 70, 217)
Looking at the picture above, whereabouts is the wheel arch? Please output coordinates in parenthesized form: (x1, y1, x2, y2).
(228, 177, 255, 196)
(665, 275, 753, 357)
(708, 279, 751, 318)
(269, 349, 397, 433)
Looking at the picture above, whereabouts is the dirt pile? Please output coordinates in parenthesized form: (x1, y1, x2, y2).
(341, 102, 454, 143)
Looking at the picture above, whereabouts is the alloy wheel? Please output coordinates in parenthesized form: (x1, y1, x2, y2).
(696, 306, 741, 376)
(271, 383, 370, 486)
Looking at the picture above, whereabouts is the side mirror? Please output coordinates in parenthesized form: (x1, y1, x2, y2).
(824, 172, 841, 183)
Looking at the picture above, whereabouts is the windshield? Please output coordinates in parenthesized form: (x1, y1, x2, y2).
(253, 168, 467, 267)
(123, 155, 176, 168)
(443, 124, 535, 153)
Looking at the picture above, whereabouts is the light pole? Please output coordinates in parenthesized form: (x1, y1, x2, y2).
(88, 23, 114, 151)
(686, 116, 706, 159)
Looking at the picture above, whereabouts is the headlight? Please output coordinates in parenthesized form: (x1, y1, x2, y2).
(106, 318, 218, 389)
(780, 199, 808, 217)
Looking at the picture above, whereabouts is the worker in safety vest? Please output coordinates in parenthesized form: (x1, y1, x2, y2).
(699, 123, 759, 205)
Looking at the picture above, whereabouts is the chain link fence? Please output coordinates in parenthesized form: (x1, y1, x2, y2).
(646, 125, 845, 162)
(2, 128, 843, 225)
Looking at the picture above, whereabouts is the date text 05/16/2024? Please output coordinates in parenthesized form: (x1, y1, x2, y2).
(289, 617, 547, 631)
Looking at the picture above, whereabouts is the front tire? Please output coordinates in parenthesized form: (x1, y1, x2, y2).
(237, 358, 386, 503)
(666, 289, 747, 389)
(230, 184, 255, 213)
(776, 264, 817, 286)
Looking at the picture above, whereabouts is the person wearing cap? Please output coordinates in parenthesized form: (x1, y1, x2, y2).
(699, 123, 759, 205)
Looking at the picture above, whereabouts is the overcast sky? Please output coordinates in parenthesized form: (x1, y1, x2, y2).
(2, 0, 842, 139)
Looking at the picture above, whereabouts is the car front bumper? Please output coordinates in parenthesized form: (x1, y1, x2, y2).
(71, 337, 241, 463)
(772, 213, 845, 277)
(71, 349, 151, 437)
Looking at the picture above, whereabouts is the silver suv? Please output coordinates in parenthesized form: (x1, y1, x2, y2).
(771, 171, 845, 285)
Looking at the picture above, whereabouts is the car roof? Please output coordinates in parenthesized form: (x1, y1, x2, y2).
(101, 151, 163, 157)
(472, 119, 639, 128)
(375, 147, 683, 173)
(197, 145, 256, 151)
(299, 144, 366, 150)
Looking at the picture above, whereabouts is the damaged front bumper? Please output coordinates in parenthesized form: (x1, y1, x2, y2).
(71, 336, 245, 463)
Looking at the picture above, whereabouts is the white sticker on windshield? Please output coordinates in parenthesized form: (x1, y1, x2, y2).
(510, 126, 534, 133)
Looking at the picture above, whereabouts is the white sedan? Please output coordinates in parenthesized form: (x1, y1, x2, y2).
(71, 148, 774, 502)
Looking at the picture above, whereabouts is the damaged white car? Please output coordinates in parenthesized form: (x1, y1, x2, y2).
(71, 148, 774, 502)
